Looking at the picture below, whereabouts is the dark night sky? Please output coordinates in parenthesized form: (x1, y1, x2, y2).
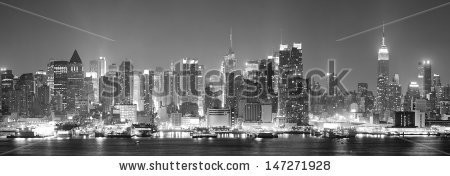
(1, 0, 449, 92)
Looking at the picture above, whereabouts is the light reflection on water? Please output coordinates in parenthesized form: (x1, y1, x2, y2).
(0, 133, 449, 156)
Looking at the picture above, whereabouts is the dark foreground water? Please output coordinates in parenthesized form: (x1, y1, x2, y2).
(1, 133, 450, 156)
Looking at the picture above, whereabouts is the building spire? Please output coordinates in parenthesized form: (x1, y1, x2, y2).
(230, 27, 233, 50)
(280, 29, 283, 45)
(382, 22, 385, 46)
(227, 27, 234, 54)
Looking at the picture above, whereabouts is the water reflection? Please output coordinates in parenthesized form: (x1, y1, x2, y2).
(0, 134, 449, 156)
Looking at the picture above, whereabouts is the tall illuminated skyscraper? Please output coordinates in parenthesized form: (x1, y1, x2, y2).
(119, 60, 134, 104)
(1, 69, 14, 115)
(221, 29, 237, 109)
(99, 57, 107, 77)
(376, 25, 390, 120)
(277, 43, 308, 125)
(173, 58, 201, 116)
(388, 74, 402, 111)
(132, 71, 143, 111)
(47, 60, 68, 112)
(423, 60, 432, 97)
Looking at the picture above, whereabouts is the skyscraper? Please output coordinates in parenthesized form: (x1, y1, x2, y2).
(132, 71, 143, 111)
(34, 70, 47, 93)
(221, 29, 237, 109)
(99, 57, 107, 77)
(404, 82, 420, 111)
(119, 60, 134, 104)
(388, 74, 402, 111)
(14, 73, 35, 117)
(1, 69, 14, 115)
(376, 25, 390, 120)
(422, 60, 432, 98)
(47, 60, 68, 112)
(277, 43, 308, 125)
(67, 50, 85, 114)
(143, 69, 155, 117)
(173, 58, 201, 116)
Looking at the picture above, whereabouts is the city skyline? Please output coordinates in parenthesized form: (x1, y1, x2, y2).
(1, 0, 450, 92)
(2, 0, 450, 158)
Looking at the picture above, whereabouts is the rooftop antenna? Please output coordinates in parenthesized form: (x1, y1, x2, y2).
(280, 29, 283, 45)
(230, 27, 233, 49)
(382, 22, 386, 46)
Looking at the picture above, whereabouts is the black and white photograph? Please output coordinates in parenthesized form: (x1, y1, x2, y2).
(0, 0, 450, 175)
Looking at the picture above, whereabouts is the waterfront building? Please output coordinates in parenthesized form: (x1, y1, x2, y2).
(114, 104, 137, 123)
(206, 108, 231, 127)
(169, 113, 182, 127)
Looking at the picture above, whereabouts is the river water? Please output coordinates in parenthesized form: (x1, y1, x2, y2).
(1, 133, 449, 156)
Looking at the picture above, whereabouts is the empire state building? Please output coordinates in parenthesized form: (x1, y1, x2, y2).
(376, 26, 390, 120)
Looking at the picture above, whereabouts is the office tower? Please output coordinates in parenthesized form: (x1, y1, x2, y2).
(99, 57, 107, 76)
(33, 70, 49, 117)
(47, 60, 68, 112)
(422, 60, 432, 98)
(153, 68, 177, 113)
(244, 60, 259, 79)
(143, 69, 155, 118)
(259, 58, 278, 113)
(388, 74, 402, 111)
(85, 72, 99, 105)
(404, 82, 421, 111)
(277, 43, 308, 125)
(433, 74, 441, 87)
(266, 55, 279, 113)
(430, 74, 442, 116)
(417, 61, 424, 97)
(444, 84, 450, 100)
(67, 50, 85, 114)
(132, 71, 144, 111)
(204, 79, 222, 114)
(221, 29, 237, 110)
(119, 60, 134, 104)
(196, 65, 205, 117)
(34, 70, 47, 92)
(88, 60, 101, 103)
(85, 71, 99, 103)
(376, 26, 390, 120)
(1, 69, 14, 115)
(99, 71, 120, 113)
(35, 84, 50, 117)
(173, 58, 202, 116)
(14, 73, 35, 117)
(152, 69, 164, 109)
